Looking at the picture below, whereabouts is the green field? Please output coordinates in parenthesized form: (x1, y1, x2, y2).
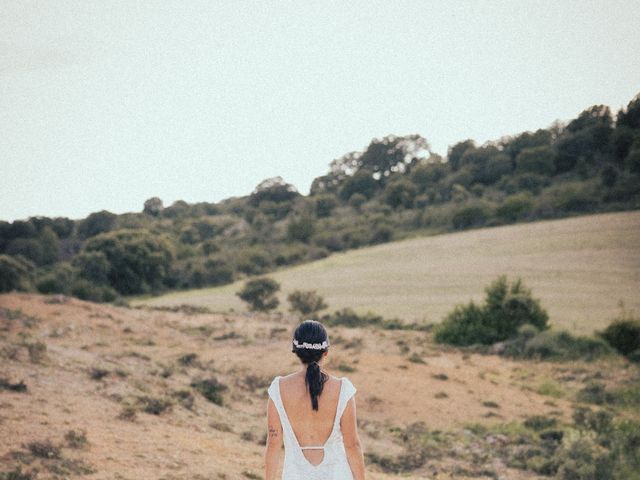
(135, 210, 640, 334)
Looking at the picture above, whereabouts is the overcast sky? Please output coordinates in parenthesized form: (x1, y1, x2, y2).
(2, 1, 639, 222)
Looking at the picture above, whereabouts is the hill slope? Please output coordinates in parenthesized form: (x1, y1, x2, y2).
(5, 293, 633, 479)
(138, 210, 640, 334)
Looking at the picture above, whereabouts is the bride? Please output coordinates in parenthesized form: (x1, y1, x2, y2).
(264, 319, 365, 479)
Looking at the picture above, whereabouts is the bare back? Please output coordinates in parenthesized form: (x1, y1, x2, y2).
(278, 372, 342, 465)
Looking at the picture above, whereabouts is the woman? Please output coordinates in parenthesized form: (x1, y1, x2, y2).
(265, 319, 366, 480)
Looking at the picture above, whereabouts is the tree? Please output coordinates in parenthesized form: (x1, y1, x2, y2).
(77, 210, 117, 238)
(515, 146, 556, 175)
(236, 277, 280, 311)
(249, 177, 300, 206)
(72, 251, 110, 284)
(383, 177, 417, 209)
(287, 216, 315, 243)
(143, 197, 164, 216)
(0, 254, 34, 292)
(83, 229, 174, 294)
(616, 93, 640, 130)
(314, 195, 338, 218)
(358, 134, 431, 180)
(447, 139, 475, 171)
(287, 290, 328, 316)
(339, 170, 379, 201)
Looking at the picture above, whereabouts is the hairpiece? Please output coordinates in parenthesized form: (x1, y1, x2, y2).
(293, 339, 329, 350)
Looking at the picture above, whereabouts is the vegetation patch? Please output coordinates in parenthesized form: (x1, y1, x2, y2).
(0, 378, 27, 392)
(434, 276, 549, 346)
(191, 377, 228, 406)
(598, 314, 640, 362)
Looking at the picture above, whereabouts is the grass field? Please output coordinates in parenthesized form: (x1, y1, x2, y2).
(135, 210, 640, 334)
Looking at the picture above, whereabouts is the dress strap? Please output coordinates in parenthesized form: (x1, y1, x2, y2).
(334, 377, 357, 425)
(300, 445, 324, 450)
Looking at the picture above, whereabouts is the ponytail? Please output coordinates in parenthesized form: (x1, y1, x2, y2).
(305, 361, 327, 411)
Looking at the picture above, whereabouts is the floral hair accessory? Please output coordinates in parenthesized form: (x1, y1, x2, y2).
(292, 339, 329, 350)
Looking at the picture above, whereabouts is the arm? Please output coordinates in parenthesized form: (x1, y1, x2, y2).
(265, 398, 283, 480)
(340, 396, 365, 480)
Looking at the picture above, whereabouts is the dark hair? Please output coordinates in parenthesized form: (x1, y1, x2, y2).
(292, 320, 329, 411)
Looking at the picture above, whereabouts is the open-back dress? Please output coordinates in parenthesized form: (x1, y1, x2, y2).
(267, 375, 357, 480)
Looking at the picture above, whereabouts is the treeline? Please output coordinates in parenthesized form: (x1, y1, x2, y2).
(1, 93, 640, 302)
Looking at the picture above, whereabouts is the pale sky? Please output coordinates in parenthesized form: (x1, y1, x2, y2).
(2, 0, 639, 222)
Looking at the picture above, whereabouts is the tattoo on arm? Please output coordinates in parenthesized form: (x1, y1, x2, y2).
(269, 426, 279, 438)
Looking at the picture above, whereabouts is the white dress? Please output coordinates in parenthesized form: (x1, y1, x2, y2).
(267, 375, 357, 480)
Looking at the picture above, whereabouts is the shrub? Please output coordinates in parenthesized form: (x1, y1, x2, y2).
(320, 308, 384, 328)
(451, 203, 491, 230)
(0, 254, 33, 292)
(314, 195, 338, 218)
(515, 146, 556, 175)
(598, 316, 640, 361)
(72, 251, 110, 284)
(136, 396, 173, 415)
(26, 439, 61, 458)
(191, 377, 228, 406)
(0, 467, 36, 480)
(27, 342, 47, 363)
(524, 415, 558, 431)
(287, 290, 328, 316)
(577, 382, 616, 405)
(64, 429, 88, 449)
(77, 210, 117, 238)
(236, 277, 280, 311)
(286, 216, 315, 243)
(502, 325, 612, 361)
(234, 246, 272, 275)
(35, 262, 75, 294)
(522, 330, 612, 361)
(0, 378, 27, 392)
(83, 229, 174, 294)
(434, 276, 549, 346)
(495, 193, 533, 223)
(70, 279, 118, 303)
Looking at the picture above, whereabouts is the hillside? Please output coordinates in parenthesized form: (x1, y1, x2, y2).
(2, 94, 640, 309)
(137, 210, 640, 335)
(2, 293, 637, 479)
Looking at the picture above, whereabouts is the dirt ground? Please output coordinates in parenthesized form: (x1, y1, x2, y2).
(1, 293, 634, 479)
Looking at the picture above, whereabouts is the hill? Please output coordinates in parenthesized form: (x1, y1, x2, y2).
(137, 210, 640, 335)
(2, 94, 640, 308)
(2, 293, 637, 479)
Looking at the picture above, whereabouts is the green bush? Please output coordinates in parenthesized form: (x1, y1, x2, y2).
(35, 262, 75, 294)
(287, 216, 315, 243)
(72, 251, 110, 284)
(319, 308, 410, 330)
(451, 203, 491, 230)
(0, 254, 33, 292)
(521, 330, 612, 361)
(191, 377, 228, 406)
(234, 246, 271, 275)
(314, 195, 338, 218)
(501, 324, 612, 361)
(83, 229, 174, 294)
(495, 193, 533, 223)
(287, 290, 328, 316)
(434, 276, 549, 346)
(598, 316, 640, 361)
(515, 146, 556, 175)
(236, 277, 280, 311)
(70, 279, 118, 303)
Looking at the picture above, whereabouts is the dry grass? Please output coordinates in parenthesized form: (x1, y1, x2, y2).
(6, 293, 635, 478)
(136, 210, 640, 334)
